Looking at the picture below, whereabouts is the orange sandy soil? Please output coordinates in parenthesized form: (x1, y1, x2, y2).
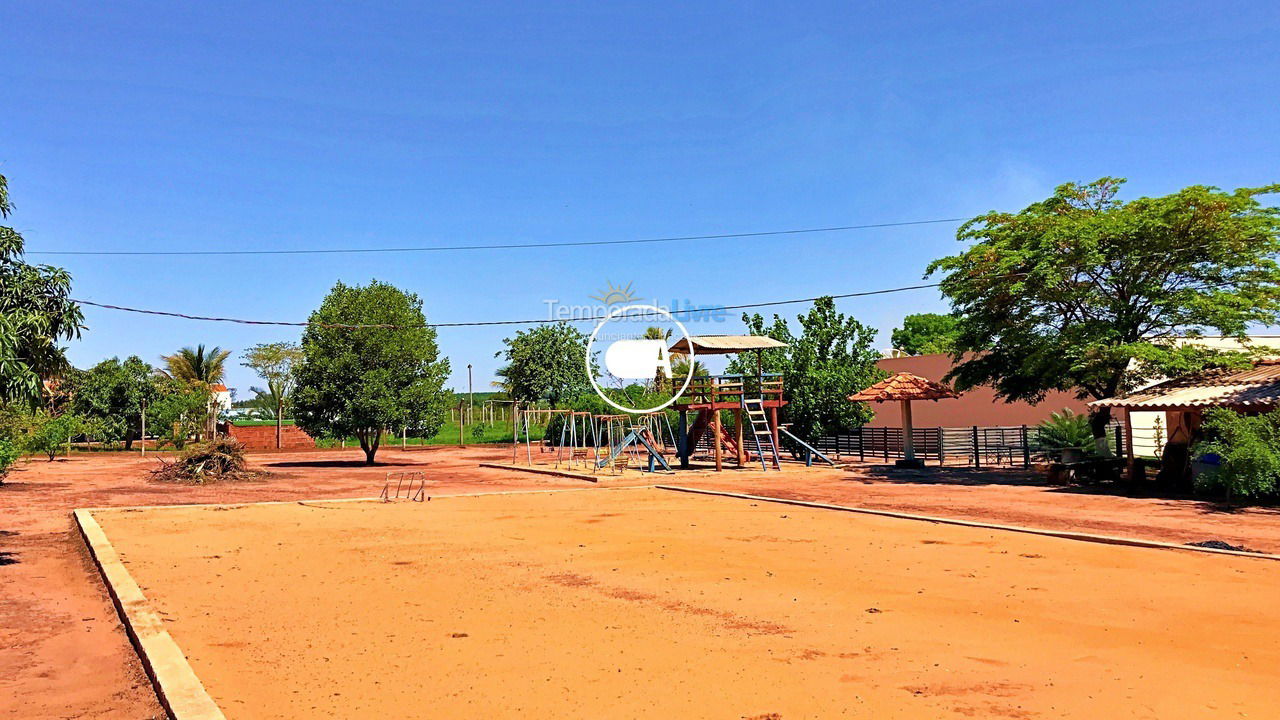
(2, 444, 1279, 718)
(93, 487, 1280, 719)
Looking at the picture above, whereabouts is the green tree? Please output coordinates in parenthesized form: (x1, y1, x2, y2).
(293, 280, 451, 464)
(242, 342, 303, 449)
(891, 313, 960, 356)
(929, 178, 1280, 450)
(495, 322, 591, 406)
(0, 173, 83, 406)
(65, 356, 156, 449)
(21, 411, 83, 461)
(147, 377, 213, 449)
(730, 297, 884, 443)
(161, 344, 231, 384)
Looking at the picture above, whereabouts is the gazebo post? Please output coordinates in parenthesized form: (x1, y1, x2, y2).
(900, 399, 916, 465)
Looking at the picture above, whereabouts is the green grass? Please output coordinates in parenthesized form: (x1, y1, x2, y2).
(314, 419, 545, 448)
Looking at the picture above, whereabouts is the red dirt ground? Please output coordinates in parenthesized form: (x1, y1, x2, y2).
(2, 444, 1279, 718)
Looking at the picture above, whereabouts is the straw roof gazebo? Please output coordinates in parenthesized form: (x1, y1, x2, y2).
(849, 372, 959, 468)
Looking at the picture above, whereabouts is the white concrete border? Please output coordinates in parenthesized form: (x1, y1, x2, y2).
(655, 485, 1280, 562)
(74, 509, 227, 720)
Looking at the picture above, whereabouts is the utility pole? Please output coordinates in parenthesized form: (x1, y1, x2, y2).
(140, 398, 147, 458)
(467, 364, 473, 425)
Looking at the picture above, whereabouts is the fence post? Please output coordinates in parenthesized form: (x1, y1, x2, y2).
(883, 427, 889, 462)
(858, 426, 865, 462)
(937, 427, 944, 467)
(1021, 425, 1030, 468)
(972, 425, 980, 467)
(1114, 424, 1124, 458)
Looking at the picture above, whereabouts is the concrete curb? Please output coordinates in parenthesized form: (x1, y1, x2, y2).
(478, 462, 601, 482)
(654, 485, 1280, 562)
(73, 509, 227, 720)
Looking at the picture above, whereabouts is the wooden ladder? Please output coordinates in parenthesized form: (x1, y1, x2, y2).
(741, 397, 781, 470)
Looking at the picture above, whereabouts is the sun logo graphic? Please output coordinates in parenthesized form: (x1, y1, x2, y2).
(590, 280, 638, 306)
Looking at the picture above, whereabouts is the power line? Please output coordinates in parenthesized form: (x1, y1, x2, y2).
(68, 278, 977, 330)
(28, 217, 968, 257)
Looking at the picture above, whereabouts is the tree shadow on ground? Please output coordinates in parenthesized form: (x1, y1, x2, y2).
(845, 463, 1280, 514)
(844, 464, 1049, 488)
(0, 551, 18, 566)
(264, 460, 423, 469)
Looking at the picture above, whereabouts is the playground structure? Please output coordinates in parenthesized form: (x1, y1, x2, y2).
(504, 335, 834, 475)
(668, 335, 834, 472)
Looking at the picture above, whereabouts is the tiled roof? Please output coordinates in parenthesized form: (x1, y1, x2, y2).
(1091, 359, 1280, 410)
(848, 372, 960, 402)
(668, 335, 789, 355)
(210, 383, 229, 392)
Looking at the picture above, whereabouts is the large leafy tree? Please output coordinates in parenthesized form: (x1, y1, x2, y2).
(729, 296, 885, 442)
(0, 173, 83, 406)
(891, 313, 960, 356)
(65, 355, 156, 449)
(242, 342, 303, 448)
(929, 178, 1280, 447)
(293, 281, 451, 464)
(161, 344, 231, 384)
(495, 322, 591, 405)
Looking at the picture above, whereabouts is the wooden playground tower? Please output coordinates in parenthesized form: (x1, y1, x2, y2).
(669, 335, 791, 471)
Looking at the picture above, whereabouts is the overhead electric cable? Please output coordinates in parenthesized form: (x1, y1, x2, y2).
(27, 217, 969, 256)
(66, 277, 997, 330)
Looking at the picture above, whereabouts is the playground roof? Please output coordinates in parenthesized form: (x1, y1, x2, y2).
(848, 372, 959, 403)
(1091, 358, 1280, 411)
(668, 335, 788, 355)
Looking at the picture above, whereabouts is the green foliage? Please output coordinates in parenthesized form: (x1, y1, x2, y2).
(241, 342, 302, 416)
(162, 344, 231, 384)
(891, 313, 960, 356)
(1033, 409, 1094, 457)
(65, 355, 156, 448)
(469, 422, 487, 441)
(147, 377, 213, 449)
(729, 297, 885, 442)
(928, 178, 1280, 442)
(495, 323, 591, 405)
(0, 437, 18, 482)
(0, 173, 84, 406)
(293, 280, 451, 464)
(21, 411, 83, 461)
(1194, 408, 1280, 498)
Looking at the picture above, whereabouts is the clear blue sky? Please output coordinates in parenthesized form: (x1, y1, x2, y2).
(5, 2, 1278, 396)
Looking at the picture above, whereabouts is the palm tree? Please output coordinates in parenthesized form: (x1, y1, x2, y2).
(643, 327, 673, 392)
(161, 344, 231, 384)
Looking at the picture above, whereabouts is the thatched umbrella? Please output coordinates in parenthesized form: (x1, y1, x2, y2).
(848, 372, 959, 468)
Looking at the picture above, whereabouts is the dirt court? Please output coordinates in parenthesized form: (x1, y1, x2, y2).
(90, 487, 1279, 719)
(4, 445, 1280, 718)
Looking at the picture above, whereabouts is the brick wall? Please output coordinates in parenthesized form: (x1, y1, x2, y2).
(225, 423, 316, 450)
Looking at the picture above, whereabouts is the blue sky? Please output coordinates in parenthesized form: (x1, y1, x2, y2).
(4, 1, 1278, 395)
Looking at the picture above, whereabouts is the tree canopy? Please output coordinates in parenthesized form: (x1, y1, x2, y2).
(495, 322, 591, 406)
(729, 296, 884, 442)
(65, 355, 156, 449)
(0, 173, 83, 406)
(162, 344, 231, 385)
(293, 281, 451, 464)
(242, 342, 303, 413)
(891, 313, 960, 356)
(929, 178, 1280, 442)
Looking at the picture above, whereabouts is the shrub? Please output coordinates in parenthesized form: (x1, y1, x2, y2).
(1194, 408, 1280, 499)
(1033, 409, 1093, 459)
(469, 422, 487, 441)
(0, 438, 18, 483)
(21, 412, 83, 461)
(150, 436, 262, 484)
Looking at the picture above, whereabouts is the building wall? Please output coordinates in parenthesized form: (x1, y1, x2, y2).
(863, 354, 1089, 428)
